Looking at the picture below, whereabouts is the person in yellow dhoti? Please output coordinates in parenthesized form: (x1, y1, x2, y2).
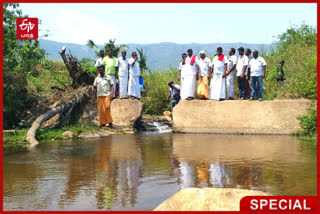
(93, 65, 114, 127)
(197, 50, 211, 99)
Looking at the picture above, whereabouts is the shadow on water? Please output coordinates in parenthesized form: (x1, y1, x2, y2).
(3, 134, 317, 211)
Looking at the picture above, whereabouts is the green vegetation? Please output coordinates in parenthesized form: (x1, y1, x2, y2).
(141, 68, 179, 115)
(297, 102, 317, 141)
(3, 125, 101, 153)
(262, 24, 317, 100)
(3, 3, 47, 128)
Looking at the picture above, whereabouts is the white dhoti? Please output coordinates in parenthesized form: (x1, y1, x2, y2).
(226, 71, 235, 99)
(209, 73, 226, 100)
(110, 75, 116, 98)
(128, 75, 140, 98)
(181, 75, 196, 99)
(119, 75, 128, 98)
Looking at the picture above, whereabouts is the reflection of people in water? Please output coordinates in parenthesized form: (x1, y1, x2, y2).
(208, 162, 232, 188)
(196, 163, 209, 187)
(178, 161, 195, 189)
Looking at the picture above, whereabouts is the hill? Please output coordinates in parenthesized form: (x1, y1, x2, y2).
(39, 39, 273, 71)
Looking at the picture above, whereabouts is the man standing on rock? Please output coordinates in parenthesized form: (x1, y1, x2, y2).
(236, 47, 249, 99)
(116, 50, 129, 99)
(197, 50, 211, 100)
(178, 53, 186, 82)
(128, 52, 141, 100)
(249, 49, 267, 101)
(245, 48, 253, 98)
(95, 50, 105, 76)
(180, 49, 199, 100)
(93, 65, 113, 127)
(209, 47, 227, 101)
(102, 49, 117, 98)
(225, 48, 237, 100)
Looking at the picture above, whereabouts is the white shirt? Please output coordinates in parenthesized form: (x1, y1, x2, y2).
(95, 57, 103, 67)
(212, 55, 227, 74)
(227, 55, 237, 72)
(93, 74, 113, 97)
(182, 55, 199, 76)
(128, 57, 140, 76)
(170, 84, 181, 99)
(249, 56, 267, 76)
(116, 57, 129, 76)
(236, 55, 249, 76)
(198, 57, 212, 76)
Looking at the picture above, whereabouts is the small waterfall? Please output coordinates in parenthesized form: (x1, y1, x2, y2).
(152, 121, 172, 134)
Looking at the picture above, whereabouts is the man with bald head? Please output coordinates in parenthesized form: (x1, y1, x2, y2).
(249, 49, 267, 101)
(197, 50, 211, 99)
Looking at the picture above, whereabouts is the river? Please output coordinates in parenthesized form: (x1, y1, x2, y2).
(3, 133, 317, 211)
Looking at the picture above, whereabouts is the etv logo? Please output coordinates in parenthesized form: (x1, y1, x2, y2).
(16, 18, 38, 40)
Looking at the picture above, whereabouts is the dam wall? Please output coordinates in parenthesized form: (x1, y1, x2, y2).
(172, 99, 311, 135)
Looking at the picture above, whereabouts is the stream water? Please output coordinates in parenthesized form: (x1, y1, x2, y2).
(3, 133, 317, 211)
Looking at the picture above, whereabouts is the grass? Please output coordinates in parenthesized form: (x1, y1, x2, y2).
(3, 125, 102, 153)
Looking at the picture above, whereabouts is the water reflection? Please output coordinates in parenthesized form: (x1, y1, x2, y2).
(3, 134, 317, 211)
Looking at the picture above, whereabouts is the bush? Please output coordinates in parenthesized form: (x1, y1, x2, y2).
(298, 103, 317, 139)
(141, 68, 179, 115)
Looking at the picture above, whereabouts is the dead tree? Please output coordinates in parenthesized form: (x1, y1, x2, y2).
(60, 46, 95, 88)
(26, 46, 95, 149)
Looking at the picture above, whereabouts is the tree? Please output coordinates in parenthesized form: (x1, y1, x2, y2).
(3, 3, 46, 128)
(137, 48, 149, 74)
(86, 39, 128, 58)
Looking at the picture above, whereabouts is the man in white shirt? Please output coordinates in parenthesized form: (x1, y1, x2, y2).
(178, 53, 186, 82)
(116, 50, 129, 99)
(128, 52, 141, 100)
(180, 49, 199, 100)
(93, 65, 113, 127)
(236, 47, 249, 99)
(197, 50, 211, 100)
(209, 47, 227, 101)
(249, 49, 267, 101)
(95, 50, 105, 76)
(225, 48, 237, 100)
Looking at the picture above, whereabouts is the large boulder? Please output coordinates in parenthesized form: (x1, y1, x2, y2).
(173, 99, 311, 134)
(154, 188, 271, 211)
(111, 99, 144, 126)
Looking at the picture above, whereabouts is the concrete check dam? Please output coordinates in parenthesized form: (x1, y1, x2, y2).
(172, 99, 311, 135)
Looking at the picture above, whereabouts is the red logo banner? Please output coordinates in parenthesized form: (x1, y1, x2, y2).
(240, 196, 319, 212)
(16, 17, 38, 40)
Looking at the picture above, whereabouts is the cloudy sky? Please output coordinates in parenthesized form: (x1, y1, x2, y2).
(20, 3, 317, 45)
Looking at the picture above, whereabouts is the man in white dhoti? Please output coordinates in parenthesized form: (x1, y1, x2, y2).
(180, 49, 199, 100)
(128, 52, 141, 100)
(209, 47, 227, 101)
(102, 49, 117, 98)
(116, 50, 129, 99)
(95, 50, 104, 76)
(225, 48, 237, 100)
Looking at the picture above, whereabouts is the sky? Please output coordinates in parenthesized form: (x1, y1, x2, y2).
(19, 3, 317, 45)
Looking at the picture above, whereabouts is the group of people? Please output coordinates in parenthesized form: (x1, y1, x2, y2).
(168, 47, 269, 109)
(93, 49, 141, 127)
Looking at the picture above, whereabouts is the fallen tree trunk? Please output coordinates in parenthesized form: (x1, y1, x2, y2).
(26, 87, 92, 149)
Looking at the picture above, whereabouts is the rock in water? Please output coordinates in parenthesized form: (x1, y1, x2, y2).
(78, 130, 109, 138)
(153, 188, 271, 211)
(62, 131, 74, 139)
(111, 99, 144, 126)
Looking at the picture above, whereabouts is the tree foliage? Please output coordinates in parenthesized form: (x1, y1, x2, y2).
(137, 48, 150, 74)
(86, 39, 128, 58)
(3, 3, 46, 128)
